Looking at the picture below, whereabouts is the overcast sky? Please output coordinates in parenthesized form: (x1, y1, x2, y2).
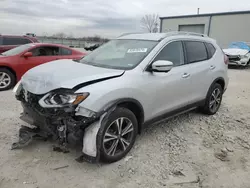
(0, 0, 250, 38)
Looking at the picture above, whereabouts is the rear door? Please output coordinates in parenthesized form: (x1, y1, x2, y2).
(183, 40, 213, 102)
(18, 46, 60, 75)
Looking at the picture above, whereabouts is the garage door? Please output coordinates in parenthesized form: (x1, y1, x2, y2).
(179, 24, 205, 34)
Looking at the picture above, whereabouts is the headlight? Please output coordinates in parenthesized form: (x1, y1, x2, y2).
(39, 92, 89, 108)
(240, 55, 248, 59)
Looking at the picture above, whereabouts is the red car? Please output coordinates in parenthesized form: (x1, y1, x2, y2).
(0, 35, 39, 53)
(0, 43, 86, 91)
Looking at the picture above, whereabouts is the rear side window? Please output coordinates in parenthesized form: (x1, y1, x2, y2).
(60, 47, 72, 55)
(153, 41, 184, 66)
(205, 43, 216, 58)
(184, 41, 208, 63)
(0, 37, 2, 45)
(3, 37, 32, 45)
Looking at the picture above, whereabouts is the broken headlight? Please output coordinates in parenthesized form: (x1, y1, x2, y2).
(39, 92, 89, 108)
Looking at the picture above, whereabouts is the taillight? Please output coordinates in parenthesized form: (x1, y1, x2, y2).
(224, 54, 229, 65)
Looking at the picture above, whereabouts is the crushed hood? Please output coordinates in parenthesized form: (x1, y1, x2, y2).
(21, 59, 124, 94)
(223, 48, 249, 56)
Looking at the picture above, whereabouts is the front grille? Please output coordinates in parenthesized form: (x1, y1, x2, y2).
(227, 55, 241, 61)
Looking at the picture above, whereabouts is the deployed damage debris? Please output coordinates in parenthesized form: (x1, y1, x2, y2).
(12, 83, 116, 163)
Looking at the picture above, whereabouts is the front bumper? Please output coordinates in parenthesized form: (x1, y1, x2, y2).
(14, 86, 114, 163)
(227, 55, 250, 66)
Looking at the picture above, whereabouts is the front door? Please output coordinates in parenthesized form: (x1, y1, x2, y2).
(18, 46, 60, 76)
(143, 41, 192, 120)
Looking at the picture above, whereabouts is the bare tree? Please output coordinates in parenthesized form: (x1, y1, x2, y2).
(141, 14, 159, 33)
(52, 32, 67, 38)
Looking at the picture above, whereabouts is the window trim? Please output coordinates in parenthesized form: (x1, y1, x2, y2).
(183, 40, 209, 64)
(145, 39, 186, 71)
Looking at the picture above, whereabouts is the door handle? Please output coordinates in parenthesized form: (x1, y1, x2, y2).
(210, 65, 216, 70)
(182, 73, 190, 78)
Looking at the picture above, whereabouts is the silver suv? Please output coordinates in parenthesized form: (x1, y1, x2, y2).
(13, 32, 229, 163)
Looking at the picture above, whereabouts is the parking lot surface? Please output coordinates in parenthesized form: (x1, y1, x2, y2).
(0, 68, 250, 188)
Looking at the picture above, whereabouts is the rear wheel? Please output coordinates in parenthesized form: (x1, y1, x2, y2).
(0, 68, 15, 91)
(98, 107, 138, 163)
(201, 83, 223, 115)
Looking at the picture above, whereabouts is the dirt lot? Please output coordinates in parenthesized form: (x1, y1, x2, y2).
(0, 68, 250, 188)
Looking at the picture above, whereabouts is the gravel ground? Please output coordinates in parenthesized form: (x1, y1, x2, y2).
(0, 68, 250, 188)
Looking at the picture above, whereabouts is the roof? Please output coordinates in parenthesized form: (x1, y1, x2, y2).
(160, 10, 250, 20)
(32, 43, 72, 48)
(117, 33, 171, 41)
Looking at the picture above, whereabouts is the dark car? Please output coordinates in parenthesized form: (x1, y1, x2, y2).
(0, 34, 39, 53)
(0, 43, 86, 91)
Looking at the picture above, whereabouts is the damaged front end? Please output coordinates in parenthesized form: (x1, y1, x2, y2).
(13, 84, 110, 163)
(223, 48, 250, 66)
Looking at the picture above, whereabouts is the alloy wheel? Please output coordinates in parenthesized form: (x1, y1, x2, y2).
(103, 117, 134, 156)
(209, 88, 221, 113)
(0, 72, 11, 89)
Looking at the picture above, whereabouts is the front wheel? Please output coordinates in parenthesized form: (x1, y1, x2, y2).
(201, 83, 223, 115)
(98, 107, 138, 163)
(0, 68, 16, 91)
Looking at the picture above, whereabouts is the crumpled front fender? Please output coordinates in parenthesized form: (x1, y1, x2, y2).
(81, 104, 117, 163)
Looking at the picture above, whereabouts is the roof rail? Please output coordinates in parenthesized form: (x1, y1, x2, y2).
(118, 32, 145, 37)
(166, 31, 207, 37)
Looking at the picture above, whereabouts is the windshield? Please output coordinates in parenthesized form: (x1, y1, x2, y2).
(2, 44, 35, 56)
(80, 39, 158, 70)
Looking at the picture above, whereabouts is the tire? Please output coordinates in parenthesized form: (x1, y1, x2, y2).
(201, 83, 223, 115)
(98, 107, 138, 163)
(0, 68, 16, 91)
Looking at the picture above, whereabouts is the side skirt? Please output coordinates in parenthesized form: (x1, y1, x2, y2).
(142, 100, 205, 129)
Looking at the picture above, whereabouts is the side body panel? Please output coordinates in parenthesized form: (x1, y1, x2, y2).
(77, 36, 228, 123)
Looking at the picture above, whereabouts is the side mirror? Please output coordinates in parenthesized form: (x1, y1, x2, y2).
(23, 52, 33, 58)
(150, 60, 173, 72)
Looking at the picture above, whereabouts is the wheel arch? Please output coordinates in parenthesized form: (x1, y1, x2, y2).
(103, 98, 145, 134)
(212, 77, 225, 91)
(205, 77, 225, 101)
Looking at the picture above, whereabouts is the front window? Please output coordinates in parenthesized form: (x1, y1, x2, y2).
(80, 39, 158, 70)
(153, 41, 184, 66)
(30, 46, 60, 56)
(2, 44, 35, 56)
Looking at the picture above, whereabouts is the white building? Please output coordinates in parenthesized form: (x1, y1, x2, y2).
(160, 10, 250, 48)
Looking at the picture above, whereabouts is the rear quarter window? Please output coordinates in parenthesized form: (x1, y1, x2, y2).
(60, 47, 72, 55)
(205, 43, 216, 58)
(184, 41, 208, 63)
